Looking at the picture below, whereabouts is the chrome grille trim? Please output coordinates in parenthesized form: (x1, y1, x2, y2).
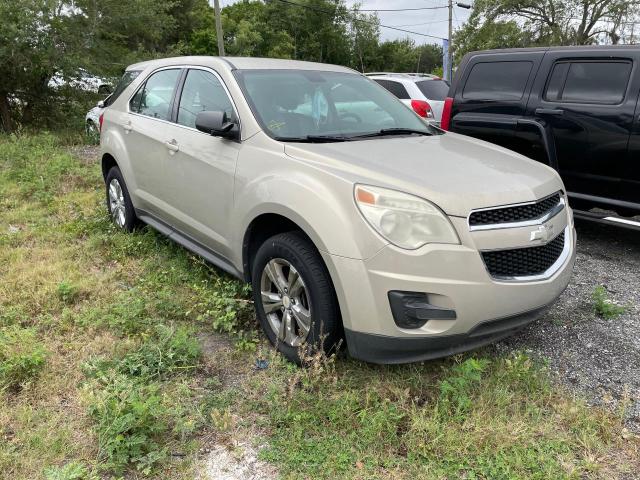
(468, 192, 565, 232)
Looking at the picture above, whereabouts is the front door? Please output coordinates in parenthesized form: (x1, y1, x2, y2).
(528, 52, 637, 202)
(163, 68, 240, 258)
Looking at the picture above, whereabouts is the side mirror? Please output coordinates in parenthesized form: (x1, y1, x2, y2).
(97, 100, 105, 108)
(195, 111, 238, 139)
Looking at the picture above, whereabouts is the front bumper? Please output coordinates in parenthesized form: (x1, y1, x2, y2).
(344, 303, 553, 364)
(322, 211, 576, 364)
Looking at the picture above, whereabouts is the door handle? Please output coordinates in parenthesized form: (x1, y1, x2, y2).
(535, 108, 564, 116)
(122, 121, 133, 133)
(165, 140, 179, 153)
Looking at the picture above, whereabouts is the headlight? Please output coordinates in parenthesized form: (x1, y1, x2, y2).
(354, 184, 459, 249)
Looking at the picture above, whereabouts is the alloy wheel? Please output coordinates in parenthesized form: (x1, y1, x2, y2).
(108, 178, 126, 228)
(260, 258, 312, 347)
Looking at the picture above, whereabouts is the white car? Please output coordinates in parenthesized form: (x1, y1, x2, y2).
(366, 73, 450, 124)
(85, 103, 104, 143)
(49, 70, 113, 94)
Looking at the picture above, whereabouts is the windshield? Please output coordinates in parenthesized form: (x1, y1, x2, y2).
(415, 79, 450, 101)
(234, 70, 433, 140)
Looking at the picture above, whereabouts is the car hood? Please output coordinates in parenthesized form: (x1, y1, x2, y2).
(283, 132, 564, 217)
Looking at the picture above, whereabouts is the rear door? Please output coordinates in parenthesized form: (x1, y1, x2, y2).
(527, 51, 638, 201)
(450, 51, 544, 153)
(125, 67, 183, 218)
(626, 89, 640, 204)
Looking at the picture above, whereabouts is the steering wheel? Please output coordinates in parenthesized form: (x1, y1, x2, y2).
(339, 112, 362, 123)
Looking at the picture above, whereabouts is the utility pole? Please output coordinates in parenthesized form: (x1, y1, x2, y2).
(213, 0, 225, 56)
(446, 2, 471, 81)
(447, 0, 453, 81)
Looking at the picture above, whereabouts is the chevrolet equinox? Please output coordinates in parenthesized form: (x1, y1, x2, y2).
(99, 56, 576, 364)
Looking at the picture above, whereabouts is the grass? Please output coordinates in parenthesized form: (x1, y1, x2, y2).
(592, 285, 627, 319)
(0, 132, 638, 479)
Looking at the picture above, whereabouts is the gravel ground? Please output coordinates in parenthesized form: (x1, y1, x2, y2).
(496, 219, 640, 431)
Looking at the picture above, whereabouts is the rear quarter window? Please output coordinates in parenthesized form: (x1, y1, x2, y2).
(373, 79, 410, 100)
(462, 61, 533, 101)
(544, 60, 632, 105)
(415, 79, 449, 101)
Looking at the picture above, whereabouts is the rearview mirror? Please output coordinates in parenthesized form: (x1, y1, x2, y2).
(195, 111, 238, 139)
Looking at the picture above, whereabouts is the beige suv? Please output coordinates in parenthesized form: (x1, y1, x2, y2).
(100, 56, 576, 364)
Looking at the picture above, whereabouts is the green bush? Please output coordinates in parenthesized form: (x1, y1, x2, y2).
(0, 326, 47, 391)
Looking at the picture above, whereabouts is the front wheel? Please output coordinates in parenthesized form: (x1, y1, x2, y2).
(252, 232, 341, 364)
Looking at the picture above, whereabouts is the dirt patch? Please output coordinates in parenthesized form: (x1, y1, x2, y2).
(197, 442, 277, 480)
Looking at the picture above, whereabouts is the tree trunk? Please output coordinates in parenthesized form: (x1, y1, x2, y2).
(0, 94, 12, 133)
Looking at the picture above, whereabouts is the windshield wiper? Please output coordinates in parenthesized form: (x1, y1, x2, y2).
(275, 134, 349, 143)
(348, 128, 432, 139)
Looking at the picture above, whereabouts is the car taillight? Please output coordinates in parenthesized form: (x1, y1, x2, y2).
(440, 97, 454, 131)
(410, 99, 433, 119)
(99, 113, 104, 133)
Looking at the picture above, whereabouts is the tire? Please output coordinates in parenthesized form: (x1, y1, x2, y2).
(105, 166, 138, 232)
(86, 120, 99, 145)
(251, 231, 341, 364)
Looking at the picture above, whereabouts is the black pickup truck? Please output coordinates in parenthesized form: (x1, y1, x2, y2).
(441, 46, 640, 229)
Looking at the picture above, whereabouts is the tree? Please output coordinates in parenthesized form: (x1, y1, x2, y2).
(472, 0, 640, 46)
(453, 15, 534, 63)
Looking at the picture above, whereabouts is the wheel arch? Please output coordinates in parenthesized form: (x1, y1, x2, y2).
(101, 152, 119, 180)
(242, 211, 346, 344)
(241, 211, 327, 283)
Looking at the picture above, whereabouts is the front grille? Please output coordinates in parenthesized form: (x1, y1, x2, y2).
(469, 193, 561, 227)
(482, 232, 565, 278)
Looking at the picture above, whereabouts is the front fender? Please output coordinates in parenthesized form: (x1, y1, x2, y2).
(233, 173, 387, 265)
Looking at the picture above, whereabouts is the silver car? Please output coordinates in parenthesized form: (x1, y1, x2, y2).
(100, 56, 575, 364)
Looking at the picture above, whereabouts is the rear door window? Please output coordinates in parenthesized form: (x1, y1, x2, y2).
(129, 69, 181, 120)
(373, 79, 410, 99)
(415, 79, 450, 100)
(462, 61, 533, 101)
(545, 61, 631, 104)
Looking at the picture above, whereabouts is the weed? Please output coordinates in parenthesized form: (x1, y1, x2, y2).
(592, 285, 626, 319)
(0, 326, 47, 391)
(44, 461, 97, 480)
(210, 407, 234, 432)
(190, 278, 253, 334)
(437, 357, 489, 419)
(85, 374, 168, 474)
(57, 280, 79, 304)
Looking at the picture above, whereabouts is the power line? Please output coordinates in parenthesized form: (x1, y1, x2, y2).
(357, 5, 449, 12)
(272, 0, 447, 40)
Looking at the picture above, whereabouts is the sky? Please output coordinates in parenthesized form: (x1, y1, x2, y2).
(218, 0, 473, 47)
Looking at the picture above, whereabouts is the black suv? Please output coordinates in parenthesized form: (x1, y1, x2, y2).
(442, 46, 640, 228)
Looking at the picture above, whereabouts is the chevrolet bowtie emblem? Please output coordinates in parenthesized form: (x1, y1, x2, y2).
(530, 223, 554, 242)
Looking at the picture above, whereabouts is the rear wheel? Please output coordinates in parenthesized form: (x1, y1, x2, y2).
(105, 167, 138, 232)
(251, 231, 340, 364)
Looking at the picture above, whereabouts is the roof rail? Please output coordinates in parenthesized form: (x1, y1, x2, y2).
(365, 72, 440, 79)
